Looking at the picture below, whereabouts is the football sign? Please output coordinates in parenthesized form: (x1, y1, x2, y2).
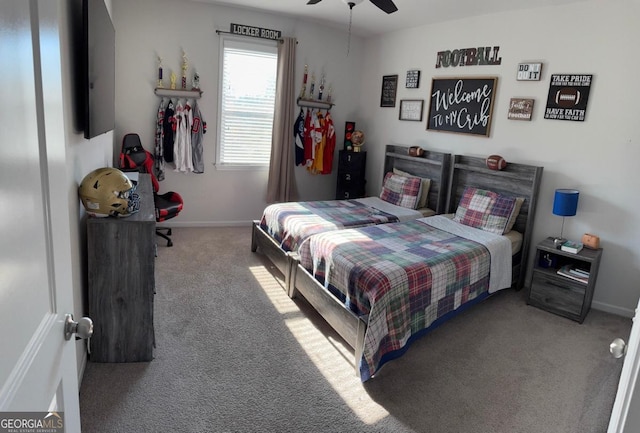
(544, 74, 593, 122)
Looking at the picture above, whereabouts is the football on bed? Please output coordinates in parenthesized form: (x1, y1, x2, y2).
(486, 154, 507, 170)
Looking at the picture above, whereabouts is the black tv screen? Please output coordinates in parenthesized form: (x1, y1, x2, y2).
(83, 0, 115, 139)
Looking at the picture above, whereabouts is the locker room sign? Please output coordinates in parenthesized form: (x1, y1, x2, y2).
(230, 23, 282, 41)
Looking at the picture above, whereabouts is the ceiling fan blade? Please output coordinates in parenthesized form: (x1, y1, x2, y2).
(369, 0, 398, 14)
(307, 0, 323, 4)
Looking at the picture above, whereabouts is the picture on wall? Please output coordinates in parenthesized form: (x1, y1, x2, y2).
(380, 75, 398, 107)
(405, 70, 421, 88)
(508, 98, 534, 121)
(426, 76, 497, 136)
(544, 74, 592, 121)
(399, 99, 424, 121)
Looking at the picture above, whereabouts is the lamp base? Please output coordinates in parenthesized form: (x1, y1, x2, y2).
(553, 237, 567, 249)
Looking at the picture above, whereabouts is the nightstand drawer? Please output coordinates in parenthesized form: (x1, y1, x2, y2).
(529, 272, 585, 317)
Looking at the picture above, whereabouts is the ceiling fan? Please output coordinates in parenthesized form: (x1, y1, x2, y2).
(306, 0, 399, 15)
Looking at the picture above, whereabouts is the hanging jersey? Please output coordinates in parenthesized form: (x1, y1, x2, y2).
(294, 108, 305, 166)
(309, 111, 324, 174)
(303, 108, 313, 167)
(191, 101, 206, 173)
(173, 102, 194, 172)
(321, 111, 336, 174)
(163, 100, 175, 163)
(154, 99, 165, 181)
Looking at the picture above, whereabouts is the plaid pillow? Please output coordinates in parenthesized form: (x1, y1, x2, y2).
(393, 168, 432, 209)
(453, 187, 519, 234)
(379, 172, 422, 209)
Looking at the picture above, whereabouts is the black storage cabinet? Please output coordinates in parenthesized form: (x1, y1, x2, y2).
(336, 150, 366, 199)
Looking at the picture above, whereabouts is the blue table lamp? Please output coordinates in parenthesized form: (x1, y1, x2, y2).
(552, 188, 579, 247)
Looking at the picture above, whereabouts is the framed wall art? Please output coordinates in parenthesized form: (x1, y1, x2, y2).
(380, 74, 398, 107)
(426, 76, 498, 136)
(544, 74, 592, 121)
(405, 70, 421, 88)
(508, 98, 534, 121)
(399, 99, 424, 121)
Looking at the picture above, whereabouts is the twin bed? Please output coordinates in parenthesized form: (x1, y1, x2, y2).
(252, 146, 543, 381)
(251, 146, 451, 290)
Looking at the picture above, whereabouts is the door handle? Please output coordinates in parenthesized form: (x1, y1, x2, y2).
(610, 337, 627, 359)
(64, 314, 93, 341)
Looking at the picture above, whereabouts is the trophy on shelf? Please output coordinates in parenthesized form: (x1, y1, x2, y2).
(192, 71, 200, 91)
(318, 74, 325, 100)
(309, 73, 316, 99)
(351, 130, 365, 152)
(157, 56, 164, 88)
(181, 51, 188, 90)
(299, 64, 308, 99)
(170, 72, 177, 90)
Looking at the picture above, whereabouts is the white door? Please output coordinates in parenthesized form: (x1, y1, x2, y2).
(608, 297, 640, 432)
(0, 0, 82, 430)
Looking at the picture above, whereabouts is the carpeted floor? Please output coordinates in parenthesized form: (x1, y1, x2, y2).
(79, 227, 631, 433)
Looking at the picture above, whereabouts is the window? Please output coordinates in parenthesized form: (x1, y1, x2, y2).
(217, 37, 278, 168)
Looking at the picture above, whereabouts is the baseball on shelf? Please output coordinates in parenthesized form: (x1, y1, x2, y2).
(486, 154, 507, 170)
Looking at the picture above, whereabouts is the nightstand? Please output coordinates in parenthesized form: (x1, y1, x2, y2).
(526, 237, 603, 323)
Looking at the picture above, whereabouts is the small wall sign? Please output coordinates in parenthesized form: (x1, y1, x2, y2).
(508, 98, 534, 121)
(399, 99, 424, 121)
(405, 70, 421, 88)
(544, 74, 593, 121)
(435, 46, 502, 68)
(230, 23, 282, 40)
(517, 63, 542, 81)
(380, 75, 398, 107)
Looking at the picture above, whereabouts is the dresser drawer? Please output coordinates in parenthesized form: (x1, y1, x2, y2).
(338, 171, 364, 184)
(339, 151, 366, 169)
(336, 186, 365, 200)
(529, 272, 585, 318)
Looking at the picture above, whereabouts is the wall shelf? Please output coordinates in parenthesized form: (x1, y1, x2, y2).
(154, 88, 202, 99)
(297, 97, 334, 110)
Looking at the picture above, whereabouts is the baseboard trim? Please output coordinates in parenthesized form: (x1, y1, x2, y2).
(592, 300, 635, 318)
(156, 220, 253, 228)
(77, 343, 87, 388)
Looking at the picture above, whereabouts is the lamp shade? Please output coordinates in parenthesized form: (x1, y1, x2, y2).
(553, 189, 579, 217)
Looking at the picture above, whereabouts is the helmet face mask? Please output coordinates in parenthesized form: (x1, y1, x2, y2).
(79, 168, 137, 217)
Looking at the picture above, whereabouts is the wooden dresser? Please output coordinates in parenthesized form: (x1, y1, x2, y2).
(87, 173, 155, 362)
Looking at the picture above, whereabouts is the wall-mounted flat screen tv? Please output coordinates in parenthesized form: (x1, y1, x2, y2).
(82, 0, 115, 139)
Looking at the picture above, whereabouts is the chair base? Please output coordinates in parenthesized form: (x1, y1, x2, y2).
(156, 227, 173, 247)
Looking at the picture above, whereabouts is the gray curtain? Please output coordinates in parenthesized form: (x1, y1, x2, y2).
(266, 37, 297, 203)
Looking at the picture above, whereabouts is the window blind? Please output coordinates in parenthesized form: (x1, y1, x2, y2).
(218, 38, 277, 167)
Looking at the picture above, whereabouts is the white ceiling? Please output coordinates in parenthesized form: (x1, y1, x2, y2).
(195, 0, 591, 37)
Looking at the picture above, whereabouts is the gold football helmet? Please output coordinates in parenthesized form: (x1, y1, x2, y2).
(79, 167, 135, 217)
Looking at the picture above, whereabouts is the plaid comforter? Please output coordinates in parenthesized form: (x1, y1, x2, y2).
(298, 218, 508, 381)
(260, 200, 399, 252)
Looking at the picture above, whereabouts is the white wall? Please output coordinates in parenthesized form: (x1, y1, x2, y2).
(112, 0, 365, 225)
(59, 0, 115, 379)
(357, 1, 640, 316)
(111, 0, 640, 315)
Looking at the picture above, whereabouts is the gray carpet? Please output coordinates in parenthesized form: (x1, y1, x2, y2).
(79, 227, 631, 433)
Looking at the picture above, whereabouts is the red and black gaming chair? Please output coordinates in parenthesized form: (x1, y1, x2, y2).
(120, 133, 184, 247)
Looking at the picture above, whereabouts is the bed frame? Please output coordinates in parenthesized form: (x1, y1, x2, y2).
(251, 145, 452, 291)
(446, 154, 543, 290)
(288, 154, 543, 374)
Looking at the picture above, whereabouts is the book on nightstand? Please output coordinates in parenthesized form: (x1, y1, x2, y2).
(561, 240, 583, 254)
(557, 265, 589, 283)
